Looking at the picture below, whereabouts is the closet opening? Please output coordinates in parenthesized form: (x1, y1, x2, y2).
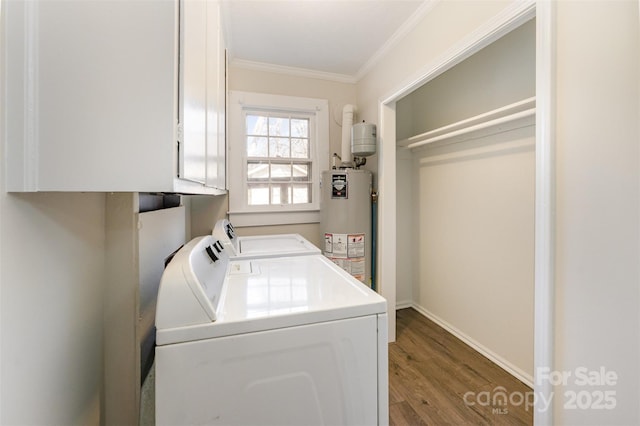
(377, 2, 554, 423)
(397, 16, 535, 385)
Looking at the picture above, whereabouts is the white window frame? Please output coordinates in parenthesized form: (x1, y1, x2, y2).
(228, 91, 329, 227)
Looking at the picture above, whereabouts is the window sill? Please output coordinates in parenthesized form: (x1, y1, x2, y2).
(228, 210, 320, 227)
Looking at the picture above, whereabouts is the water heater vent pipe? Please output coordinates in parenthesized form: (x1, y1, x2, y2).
(341, 104, 355, 168)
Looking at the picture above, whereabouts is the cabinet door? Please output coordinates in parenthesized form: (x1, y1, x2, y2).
(4, 0, 225, 194)
(5, 0, 177, 192)
(206, 0, 227, 190)
(179, 0, 208, 184)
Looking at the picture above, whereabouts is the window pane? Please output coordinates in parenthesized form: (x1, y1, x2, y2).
(271, 186, 281, 204)
(268, 117, 290, 137)
(291, 119, 308, 138)
(247, 115, 268, 136)
(269, 137, 290, 158)
(292, 163, 309, 180)
(286, 186, 292, 205)
(247, 136, 268, 157)
(271, 164, 291, 180)
(292, 184, 311, 204)
(247, 162, 269, 180)
(248, 185, 269, 205)
(291, 138, 309, 158)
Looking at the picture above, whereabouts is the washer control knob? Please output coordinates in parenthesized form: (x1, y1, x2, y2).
(205, 245, 218, 262)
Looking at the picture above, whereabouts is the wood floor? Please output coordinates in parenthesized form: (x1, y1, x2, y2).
(389, 308, 533, 425)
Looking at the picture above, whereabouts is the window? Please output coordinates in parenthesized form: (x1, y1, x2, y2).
(245, 113, 312, 206)
(228, 91, 329, 226)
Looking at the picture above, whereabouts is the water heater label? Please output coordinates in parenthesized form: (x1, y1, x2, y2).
(324, 232, 366, 258)
(331, 174, 348, 199)
(349, 258, 366, 282)
(324, 233, 333, 253)
(330, 233, 348, 257)
(326, 256, 366, 283)
(348, 234, 365, 257)
(324, 232, 367, 283)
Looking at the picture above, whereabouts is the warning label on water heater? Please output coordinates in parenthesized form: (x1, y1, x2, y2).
(326, 257, 366, 283)
(325, 233, 347, 256)
(324, 233, 364, 258)
(323, 232, 366, 282)
(348, 233, 365, 257)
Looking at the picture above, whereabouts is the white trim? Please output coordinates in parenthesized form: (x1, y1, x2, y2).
(355, 0, 440, 81)
(378, 101, 397, 343)
(230, 58, 357, 84)
(395, 301, 413, 310)
(227, 91, 329, 227)
(24, 0, 39, 191)
(0, 0, 5, 416)
(380, 0, 536, 105)
(410, 303, 534, 388)
(172, 178, 227, 196)
(534, 1, 556, 423)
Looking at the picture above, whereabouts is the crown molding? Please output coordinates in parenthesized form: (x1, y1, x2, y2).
(226, 1, 440, 85)
(229, 0, 534, 86)
(230, 58, 358, 84)
(380, 0, 535, 104)
(355, 0, 440, 82)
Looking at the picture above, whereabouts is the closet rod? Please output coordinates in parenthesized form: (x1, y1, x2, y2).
(406, 107, 536, 150)
(398, 96, 536, 147)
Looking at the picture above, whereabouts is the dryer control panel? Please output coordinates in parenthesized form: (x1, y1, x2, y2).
(156, 235, 230, 331)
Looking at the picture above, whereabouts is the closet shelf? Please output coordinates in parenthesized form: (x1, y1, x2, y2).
(397, 96, 536, 149)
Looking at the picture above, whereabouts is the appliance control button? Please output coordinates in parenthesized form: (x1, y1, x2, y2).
(205, 245, 218, 262)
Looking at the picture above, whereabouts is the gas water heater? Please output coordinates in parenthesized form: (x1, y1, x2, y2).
(320, 106, 377, 287)
(320, 169, 373, 285)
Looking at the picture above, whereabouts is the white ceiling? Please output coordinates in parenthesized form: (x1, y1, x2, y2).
(221, 0, 428, 82)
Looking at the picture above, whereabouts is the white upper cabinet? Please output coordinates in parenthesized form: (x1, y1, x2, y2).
(4, 0, 226, 194)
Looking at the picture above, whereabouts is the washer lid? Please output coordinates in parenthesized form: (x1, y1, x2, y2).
(212, 219, 320, 258)
(236, 234, 321, 258)
(156, 254, 386, 345)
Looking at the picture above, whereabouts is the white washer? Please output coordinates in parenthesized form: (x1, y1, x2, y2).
(155, 235, 388, 426)
(212, 218, 321, 258)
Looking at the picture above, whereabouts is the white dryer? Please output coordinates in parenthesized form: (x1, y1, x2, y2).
(212, 218, 320, 258)
(155, 235, 389, 426)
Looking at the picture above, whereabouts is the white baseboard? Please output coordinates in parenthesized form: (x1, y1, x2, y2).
(405, 303, 534, 388)
(395, 300, 413, 310)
